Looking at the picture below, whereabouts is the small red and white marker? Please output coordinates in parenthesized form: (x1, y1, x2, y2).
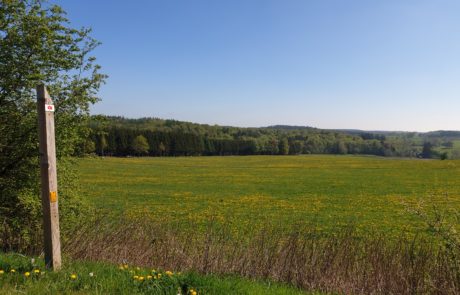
(45, 104, 55, 112)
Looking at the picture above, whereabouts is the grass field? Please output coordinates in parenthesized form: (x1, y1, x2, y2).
(6, 155, 457, 294)
(0, 253, 306, 294)
(78, 155, 460, 235)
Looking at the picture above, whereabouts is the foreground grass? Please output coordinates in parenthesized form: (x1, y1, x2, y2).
(58, 216, 459, 294)
(0, 253, 307, 294)
(78, 155, 460, 235)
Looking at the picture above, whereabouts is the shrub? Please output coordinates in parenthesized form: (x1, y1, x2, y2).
(0, 0, 105, 252)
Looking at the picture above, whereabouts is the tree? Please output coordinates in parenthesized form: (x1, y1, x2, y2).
(289, 140, 303, 155)
(440, 152, 448, 160)
(279, 138, 289, 155)
(82, 139, 96, 155)
(336, 140, 348, 154)
(451, 149, 460, 159)
(421, 142, 433, 159)
(0, 0, 106, 251)
(96, 131, 108, 156)
(132, 135, 149, 156)
(158, 142, 166, 156)
(442, 141, 454, 148)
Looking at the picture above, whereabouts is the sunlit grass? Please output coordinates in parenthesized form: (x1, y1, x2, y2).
(77, 155, 460, 235)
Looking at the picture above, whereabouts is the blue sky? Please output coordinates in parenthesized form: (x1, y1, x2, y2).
(56, 0, 460, 131)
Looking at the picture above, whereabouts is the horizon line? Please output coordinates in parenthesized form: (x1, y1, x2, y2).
(91, 113, 460, 134)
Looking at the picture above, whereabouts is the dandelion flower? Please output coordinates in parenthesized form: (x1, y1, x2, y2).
(0, 270, 4, 275)
(10, 269, 16, 273)
(133, 275, 139, 280)
(138, 276, 145, 281)
(123, 264, 128, 269)
(34, 269, 40, 274)
(165, 270, 173, 276)
(24, 272, 31, 277)
(70, 274, 77, 280)
(147, 275, 153, 280)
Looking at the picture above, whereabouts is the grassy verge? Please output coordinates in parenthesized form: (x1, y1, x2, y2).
(62, 215, 460, 294)
(2, 211, 459, 294)
(0, 253, 307, 294)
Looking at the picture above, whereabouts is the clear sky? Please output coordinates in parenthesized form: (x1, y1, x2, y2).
(55, 0, 460, 131)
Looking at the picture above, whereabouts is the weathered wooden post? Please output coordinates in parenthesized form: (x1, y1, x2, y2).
(37, 84, 62, 270)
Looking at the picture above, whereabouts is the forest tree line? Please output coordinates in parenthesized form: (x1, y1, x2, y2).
(77, 116, 460, 159)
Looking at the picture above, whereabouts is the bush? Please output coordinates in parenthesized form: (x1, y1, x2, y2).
(0, 0, 105, 252)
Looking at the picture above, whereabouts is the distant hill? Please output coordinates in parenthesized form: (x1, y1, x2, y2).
(266, 125, 316, 130)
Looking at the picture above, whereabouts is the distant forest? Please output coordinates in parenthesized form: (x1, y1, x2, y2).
(81, 116, 460, 159)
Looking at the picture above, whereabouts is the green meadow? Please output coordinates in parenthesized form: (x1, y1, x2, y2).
(78, 155, 460, 235)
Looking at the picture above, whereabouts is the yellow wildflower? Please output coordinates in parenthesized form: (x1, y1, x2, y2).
(136, 267, 140, 271)
(133, 275, 139, 280)
(138, 276, 145, 281)
(34, 269, 40, 274)
(24, 272, 30, 277)
(10, 269, 16, 273)
(123, 264, 129, 269)
(70, 274, 77, 280)
(165, 270, 173, 276)
(147, 275, 153, 280)
(157, 273, 162, 278)
(0, 270, 4, 275)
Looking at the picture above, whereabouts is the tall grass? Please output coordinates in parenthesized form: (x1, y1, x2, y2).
(2, 197, 459, 294)
(55, 215, 459, 294)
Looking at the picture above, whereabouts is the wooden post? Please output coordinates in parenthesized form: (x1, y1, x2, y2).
(37, 85, 62, 270)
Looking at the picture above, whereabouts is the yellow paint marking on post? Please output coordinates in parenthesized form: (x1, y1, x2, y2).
(49, 191, 57, 203)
